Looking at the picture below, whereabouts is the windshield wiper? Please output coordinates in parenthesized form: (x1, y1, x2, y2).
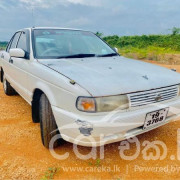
(57, 53, 118, 59)
(57, 54, 96, 59)
(97, 53, 118, 57)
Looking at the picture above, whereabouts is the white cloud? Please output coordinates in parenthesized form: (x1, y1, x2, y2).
(0, 4, 6, 10)
(66, 17, 92, 27)
(1, 0, 180, 40)
(155, 0, 180, 13)
(111, 5, 127, 15)
(19, 0, 62, 8)
(67, 0, 102, 7)
(0, 1, 12, 10)
(19, 0, 103, 9)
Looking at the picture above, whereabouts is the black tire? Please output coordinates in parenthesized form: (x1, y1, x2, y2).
(39, 94, 62, 148)
(0, 68, 3, 83)
(3, 76, 16, 96)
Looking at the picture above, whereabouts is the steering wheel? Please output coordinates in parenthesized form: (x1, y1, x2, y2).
(41, 48, 60, 56)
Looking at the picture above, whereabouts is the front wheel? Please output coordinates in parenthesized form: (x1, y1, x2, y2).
(39, 94, 63, 148)
(3, 76, 16, 96)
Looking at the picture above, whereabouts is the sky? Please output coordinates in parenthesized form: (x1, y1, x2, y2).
(0, 0, 180, 40)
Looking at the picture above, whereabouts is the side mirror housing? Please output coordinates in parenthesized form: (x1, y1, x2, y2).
(9, 48, 25, 58)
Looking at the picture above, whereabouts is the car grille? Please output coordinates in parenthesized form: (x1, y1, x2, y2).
(129, 85, 179, 107)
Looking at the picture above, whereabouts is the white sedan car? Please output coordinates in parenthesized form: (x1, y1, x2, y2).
(0, 27, 180, 148)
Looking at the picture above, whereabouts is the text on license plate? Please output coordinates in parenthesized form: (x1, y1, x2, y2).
(143, 108, 169, 130)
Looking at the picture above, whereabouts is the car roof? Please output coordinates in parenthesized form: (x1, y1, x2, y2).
(19, 27, 91, 32)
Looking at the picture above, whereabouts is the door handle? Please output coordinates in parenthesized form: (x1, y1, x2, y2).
(9, 59, 13, 64)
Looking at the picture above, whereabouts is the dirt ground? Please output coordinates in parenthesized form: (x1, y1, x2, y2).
(0, 61, 180, 180)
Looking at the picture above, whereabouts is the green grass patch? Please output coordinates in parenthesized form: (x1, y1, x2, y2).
(41, 167, 60, 180)
(119, 46, 180, 60)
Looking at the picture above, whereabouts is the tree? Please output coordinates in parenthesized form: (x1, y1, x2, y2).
(96, 32, 103, 38)
(171, 27, 180, 35)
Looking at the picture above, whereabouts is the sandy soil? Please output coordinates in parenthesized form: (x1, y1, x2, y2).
(0, 62, 180, 180)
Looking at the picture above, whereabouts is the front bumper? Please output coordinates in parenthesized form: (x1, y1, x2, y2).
(52, 97, 180, 147)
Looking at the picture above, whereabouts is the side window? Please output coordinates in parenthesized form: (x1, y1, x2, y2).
(6, 40, 12, 52)
(17, 32, 27, 52)
(10, 32, 21, 49)
(6, 35, 15, 52)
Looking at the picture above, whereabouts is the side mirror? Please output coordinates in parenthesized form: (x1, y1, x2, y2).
(9, 48, 25, 58)
(114, 47, 119, 53)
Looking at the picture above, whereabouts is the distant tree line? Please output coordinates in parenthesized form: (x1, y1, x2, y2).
(0, 42, 8, 50)
(96, 27, 180, 51)
(103, 34, 180, 51)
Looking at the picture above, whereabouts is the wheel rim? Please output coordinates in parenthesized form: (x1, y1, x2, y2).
(3, 78, 7, 92)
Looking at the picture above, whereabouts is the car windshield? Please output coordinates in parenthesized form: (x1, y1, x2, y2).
(33, 29, 117, 59)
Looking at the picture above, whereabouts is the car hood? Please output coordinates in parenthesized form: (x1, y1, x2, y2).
(38, 56, 180, 96)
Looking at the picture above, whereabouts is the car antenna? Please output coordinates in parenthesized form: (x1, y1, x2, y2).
(31, 5, 35, 27)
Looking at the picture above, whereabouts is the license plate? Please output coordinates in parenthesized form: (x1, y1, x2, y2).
(143, 108, 169, 130)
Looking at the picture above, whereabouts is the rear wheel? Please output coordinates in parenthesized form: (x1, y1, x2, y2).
(39, 94, 63, 148)
(3, 76, 16, 96)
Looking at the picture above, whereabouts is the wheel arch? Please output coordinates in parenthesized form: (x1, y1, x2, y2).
(31, 80, 61, 123)
(31, 88, 44, 123)
(0, 68, 4, 83)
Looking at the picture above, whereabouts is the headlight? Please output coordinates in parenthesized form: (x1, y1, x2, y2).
(76, 95, 129, 112)
(96, 95, 129, 112)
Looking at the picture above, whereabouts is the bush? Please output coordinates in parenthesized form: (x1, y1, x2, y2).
(0, 42, 8, 50)
(103, 34, 180, 51)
